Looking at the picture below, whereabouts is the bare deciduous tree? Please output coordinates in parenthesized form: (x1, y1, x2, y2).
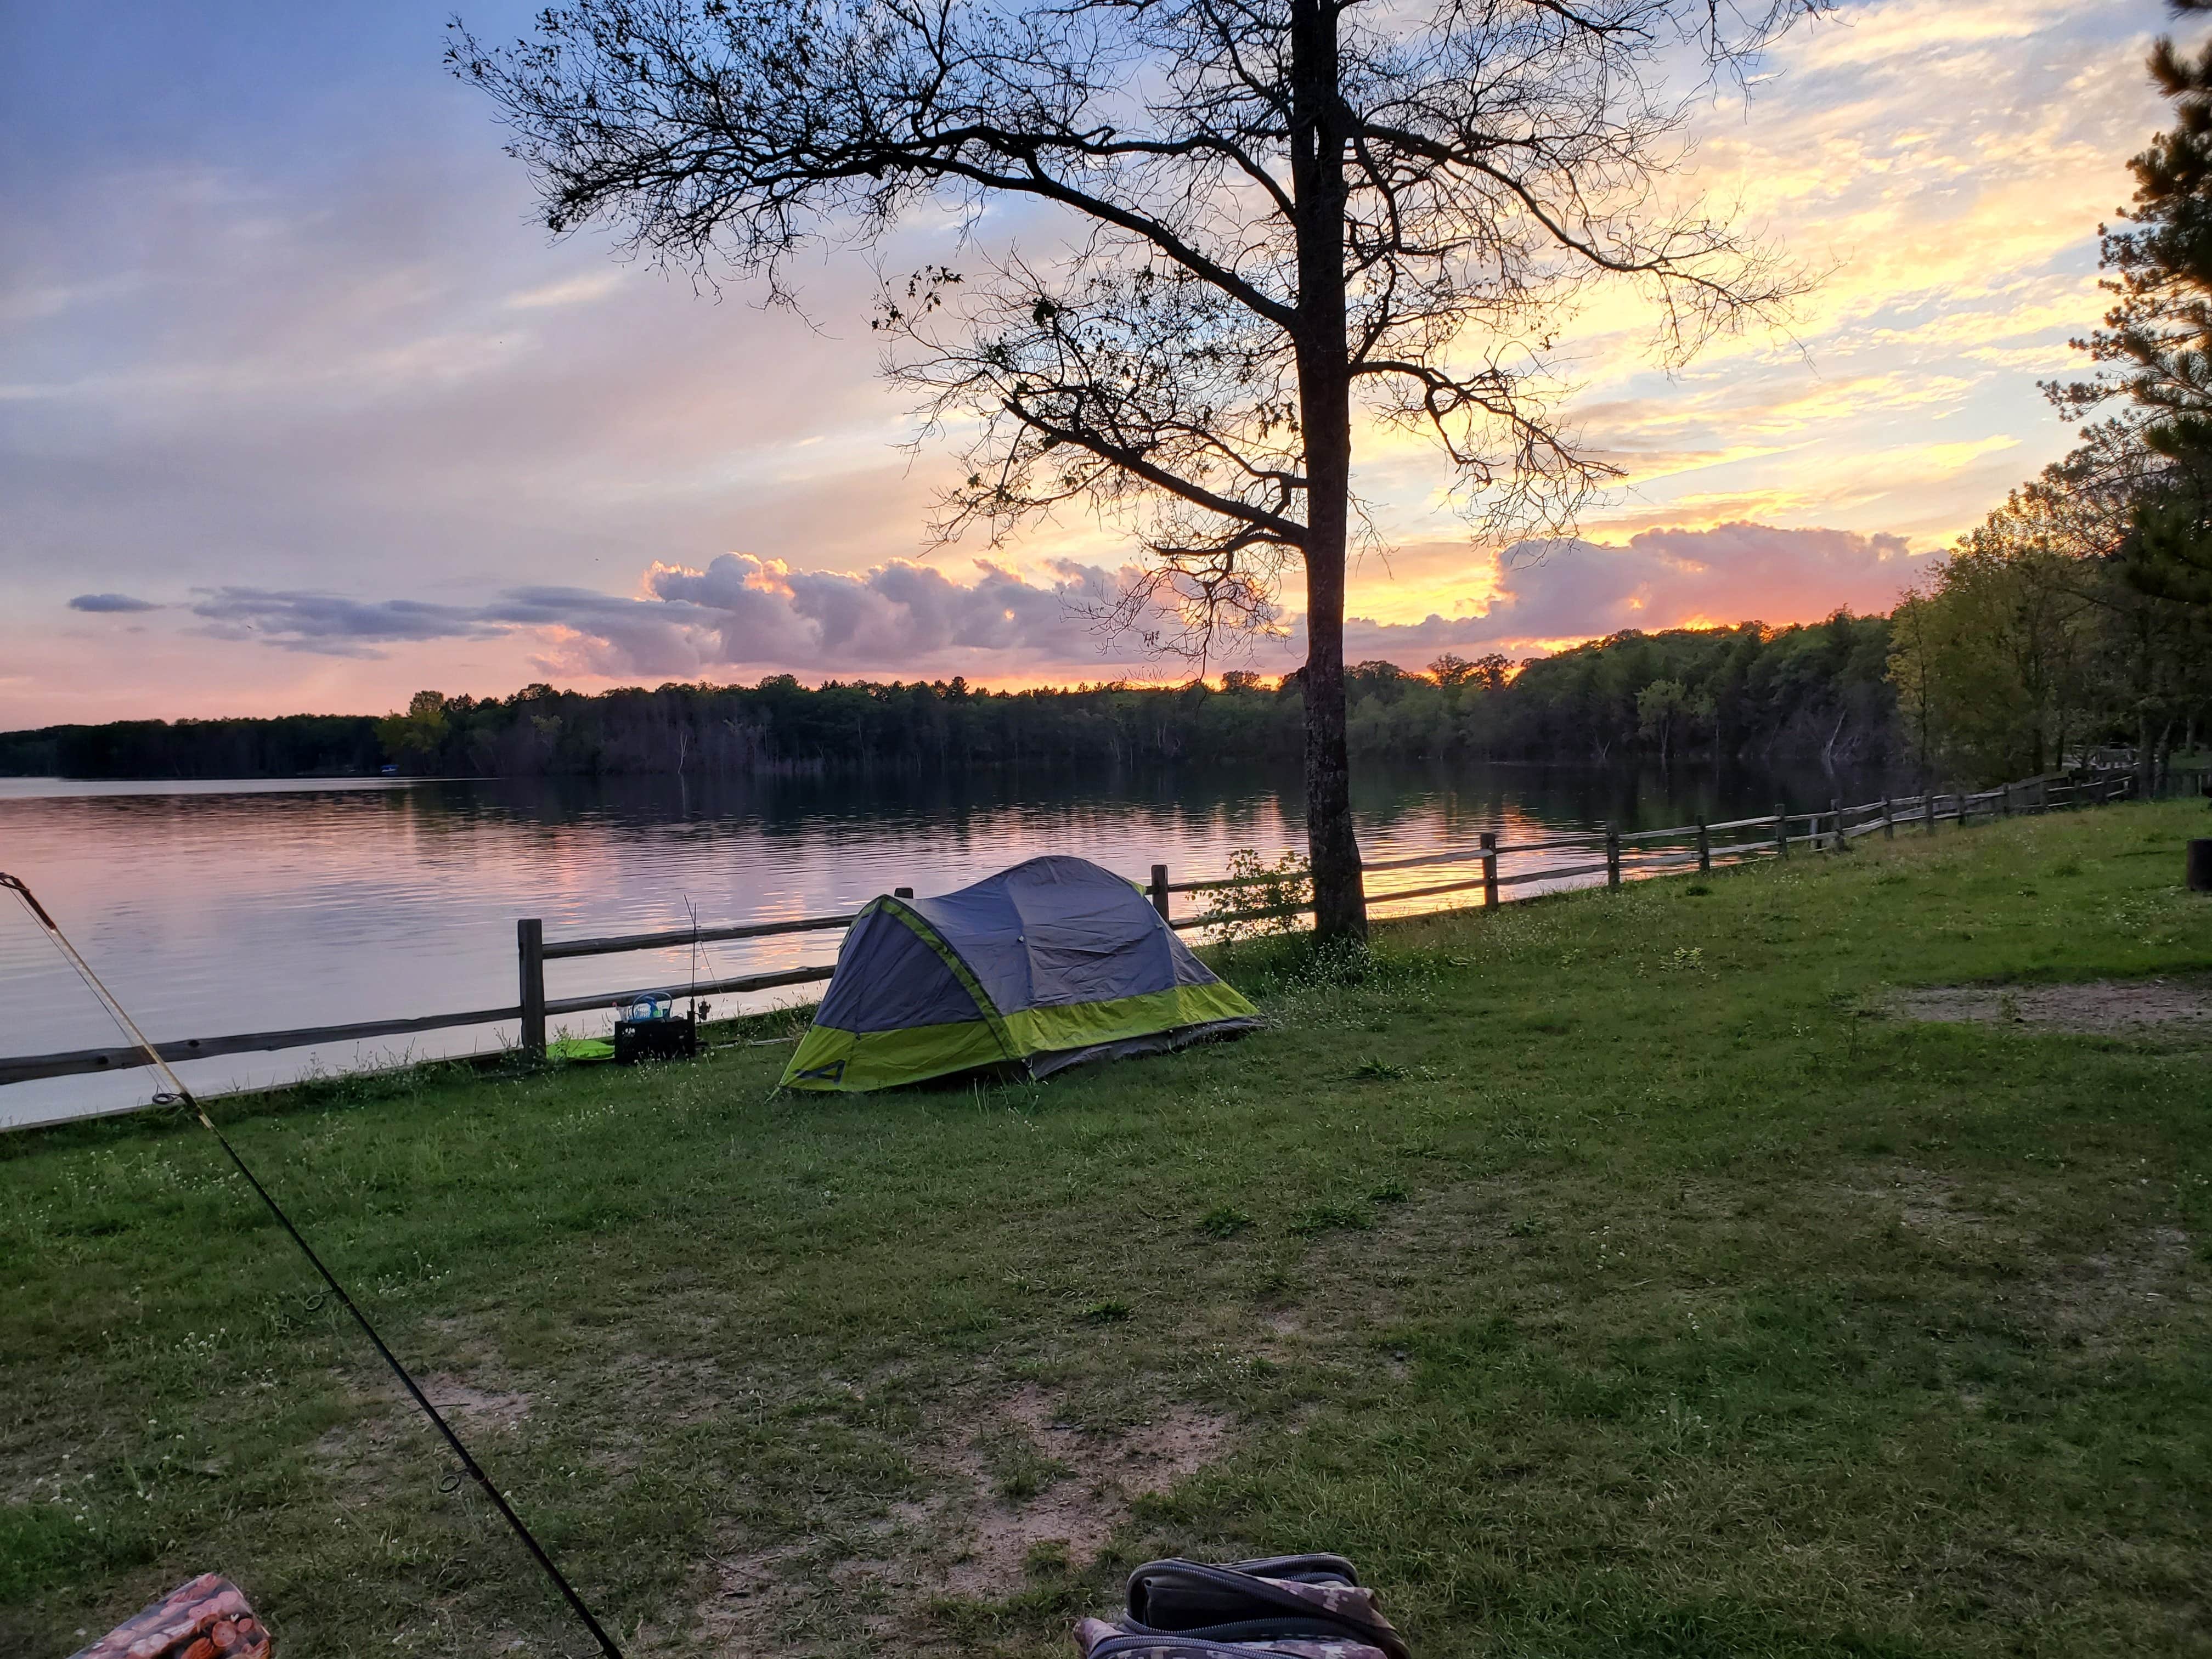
(453, 0, 1820, 939)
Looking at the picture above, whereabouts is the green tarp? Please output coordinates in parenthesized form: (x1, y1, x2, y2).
(782, 855, 1261, 1092)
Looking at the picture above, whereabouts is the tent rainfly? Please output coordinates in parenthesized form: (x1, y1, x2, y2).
(781, 855, 1262, 1091)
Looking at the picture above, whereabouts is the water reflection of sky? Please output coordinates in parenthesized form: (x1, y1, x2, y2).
(0, 763, 1871, 1128)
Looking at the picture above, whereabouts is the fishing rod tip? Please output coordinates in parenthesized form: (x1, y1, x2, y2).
(1, 871, 60, 930)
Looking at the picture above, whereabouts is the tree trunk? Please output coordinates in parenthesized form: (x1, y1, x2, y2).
(1289, 0, 1365, 943)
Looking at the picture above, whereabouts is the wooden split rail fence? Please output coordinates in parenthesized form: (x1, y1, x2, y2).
(0, 769, 2142, 1089)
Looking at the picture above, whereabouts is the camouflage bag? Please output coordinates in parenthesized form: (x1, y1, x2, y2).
(1075, 1554, 1408, 1659)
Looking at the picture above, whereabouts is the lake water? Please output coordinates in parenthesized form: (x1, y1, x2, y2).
(0, 762, 1869, 1129)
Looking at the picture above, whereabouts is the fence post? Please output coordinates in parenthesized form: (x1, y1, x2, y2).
(1881, 797, 1894, 840)
(1775, 803, 1788, 860)
(1696, 819, 1711, 874)
(1830, 797, 1846, 853)
(1480, 832, 1499, 909)
(1923, 792, 1937, 836)
(1149, 862, 1171, 922)
(2000, 782, 2012, 819)
(517, 918, 546, 1059)
(1605, 823, 1621, 889)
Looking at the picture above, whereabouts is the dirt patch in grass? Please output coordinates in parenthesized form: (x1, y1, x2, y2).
(696, 1539, 839, 1658)
(690, 1383, 1231, 1652)
(418, 1377, 532, 1427)
(1849, 1164, 2198, 1344)
(1892, 976, 2212, 1037)
(2035, 1224, 2198, 1341)
(1853, 1163, 2002, 1238)
(920, 1384, 1231, 1597)
(309, 1369, 535, 1498)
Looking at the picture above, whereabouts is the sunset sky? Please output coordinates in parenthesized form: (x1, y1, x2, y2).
(0, 0, 2186, 726)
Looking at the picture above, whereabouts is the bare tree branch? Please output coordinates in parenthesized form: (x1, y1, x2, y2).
(454, 0, 1827, 938)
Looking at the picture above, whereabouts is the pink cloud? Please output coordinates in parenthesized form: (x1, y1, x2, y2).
(1334, 522, 1938, 661)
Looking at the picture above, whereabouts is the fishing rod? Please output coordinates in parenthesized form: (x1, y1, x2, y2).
(1, 871, 623, 1659)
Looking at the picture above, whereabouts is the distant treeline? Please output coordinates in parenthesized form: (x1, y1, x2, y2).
(1362, 613, 1896, 769)
(2, 615, 1903, 779)
(0, 716, 383, 780)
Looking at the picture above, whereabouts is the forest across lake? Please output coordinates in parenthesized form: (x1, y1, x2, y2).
(13, 582, 2201, 792)
(0, 614, 1901, 781)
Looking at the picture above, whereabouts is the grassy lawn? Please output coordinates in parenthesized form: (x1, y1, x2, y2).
(3, 801, 2209, 1658)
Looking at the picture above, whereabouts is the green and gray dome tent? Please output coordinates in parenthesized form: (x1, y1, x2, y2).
(781, 855, 1262, 1092)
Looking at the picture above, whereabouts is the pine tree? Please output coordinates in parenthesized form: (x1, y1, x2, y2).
(2053, 0, 2212, 606)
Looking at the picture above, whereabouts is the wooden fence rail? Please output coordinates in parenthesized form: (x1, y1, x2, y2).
(1, 768, 2147, 1088)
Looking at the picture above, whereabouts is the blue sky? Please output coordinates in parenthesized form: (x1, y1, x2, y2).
(0, 0, 2185, 723)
